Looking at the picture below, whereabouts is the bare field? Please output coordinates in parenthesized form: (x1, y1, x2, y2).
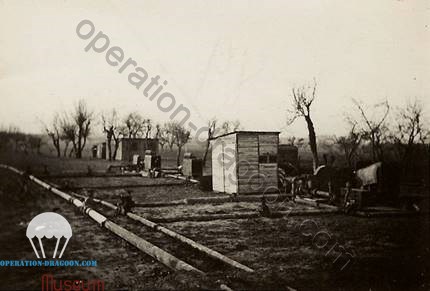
(0, 151, 127, 174)
(75, 183, 226, 203)
(131, 201, 315, 221)
(51, 176, 186, 189)
(1, 155, 430, 290)
(166, 215, 430, 290)
(0, 172, 183, 290)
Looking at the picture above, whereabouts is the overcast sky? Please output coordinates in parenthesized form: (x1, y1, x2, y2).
(0, 0, 429, 138)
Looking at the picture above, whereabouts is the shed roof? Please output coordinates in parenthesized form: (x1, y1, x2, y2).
(210, 130, 280, 140)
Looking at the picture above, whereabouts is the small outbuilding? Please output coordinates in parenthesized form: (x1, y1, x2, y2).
(182, 153, 203, 178)
(113, 138, 158, 162)
(91, 145, 98, 158)
(96, 142, 106, 159)
(210, 131, 280, 195)
(144, 150, 161, 171)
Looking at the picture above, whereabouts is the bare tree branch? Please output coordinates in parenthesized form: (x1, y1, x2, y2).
(287, 79, 319, 170)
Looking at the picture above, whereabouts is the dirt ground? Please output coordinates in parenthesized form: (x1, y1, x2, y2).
(1, 154, 430, 290)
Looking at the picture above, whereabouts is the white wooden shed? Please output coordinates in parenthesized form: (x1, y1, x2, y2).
(210, 131, 280, 194)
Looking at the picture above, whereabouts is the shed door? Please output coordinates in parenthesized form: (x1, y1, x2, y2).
(223, 137, 237, 194)
(211, 140, 225, 192)
(212, 138, 237, 194)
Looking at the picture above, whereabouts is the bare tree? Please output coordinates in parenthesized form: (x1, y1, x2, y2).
(154, 123, 161, 139)
(59, 114, 77, 157)
(101, 109, 122, 160)
(202, 118, 217, 167)
(285, 136, 305, 148)
(200, 119, 241, 166)
(220, 120, 241, 134)
(142, 118, 153, 149)
(71, 100, 93, 158)
(164, 121, 177, 150)
(122, 112, 143, 138)
(335, 122, 362, 169)
(172, 123, 191, 166)
(286, 136, 296, 146)
(390, 99, 428, 166)
(287, 79, 319, 171)
(44, 114, 61, 157)
(351, 99, 390, 162)
(157, 127, 168, 151)
(142, 119, 152, 139)
(154, 123, 168, 151)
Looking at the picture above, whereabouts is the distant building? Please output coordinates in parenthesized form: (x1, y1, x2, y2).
(96, 142, 106, 159)
(111, 138, 158, 161)
(182, 153, 203, 178)
(210, 131, 280, 195)
(91, 145, 98, 158)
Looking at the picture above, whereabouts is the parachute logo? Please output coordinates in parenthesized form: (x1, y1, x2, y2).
(26, 212, 72, 259)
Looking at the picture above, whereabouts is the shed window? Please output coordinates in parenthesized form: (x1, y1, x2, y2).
(259, 152, 277, 164)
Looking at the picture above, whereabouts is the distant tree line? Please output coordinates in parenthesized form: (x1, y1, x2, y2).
(0, 125, 43, 154)
(100, 110, 192, 165)
(44, 100, 93, 159)
(286, 79, 429, 171)
(6, 81, 427, 173)
(39, 99, 243, 166)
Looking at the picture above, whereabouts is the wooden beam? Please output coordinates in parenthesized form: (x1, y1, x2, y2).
(76, 191, 255, 273)
(0, 164, 203, 275)
(165, 174, 199, 184)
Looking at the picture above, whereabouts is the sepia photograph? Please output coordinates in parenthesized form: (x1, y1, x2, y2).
(0, 1, 429, 290)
